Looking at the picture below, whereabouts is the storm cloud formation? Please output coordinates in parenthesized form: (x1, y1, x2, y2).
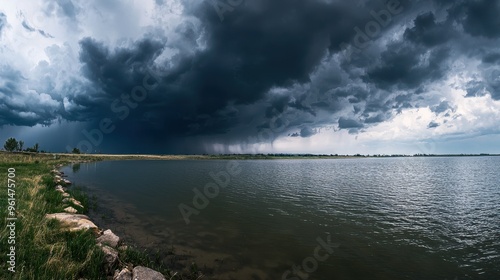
(1, 0, 500, 153)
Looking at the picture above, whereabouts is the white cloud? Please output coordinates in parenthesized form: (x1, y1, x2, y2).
(360, 72, 500, 144)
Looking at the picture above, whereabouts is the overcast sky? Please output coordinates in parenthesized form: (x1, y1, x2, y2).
(1, 0, 499, 154)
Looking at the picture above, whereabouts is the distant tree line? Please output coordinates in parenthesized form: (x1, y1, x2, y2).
(3, 137, 41, 153)
(2, 137, 84, 154)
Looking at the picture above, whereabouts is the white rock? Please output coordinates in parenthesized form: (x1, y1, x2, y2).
(55, 185, 65, 193)
(97, 229, 120, 248)
(132, 266, 166, 280)
(45, 213, 97, 232)
(62, 198, 83, 208)
(64, 206, 78, 214)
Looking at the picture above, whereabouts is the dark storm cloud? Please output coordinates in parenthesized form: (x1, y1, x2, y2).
(4, 0, 500, 153)
(403, 12, 455, 47)
(75, 37, 167, 121)
(299, 127, 317, 138)
(67, 0, 417, 149)
(363, 41, 450, 90)
(186, 0, 374, 109)
(484, 69, 500, 100)
(464, 70, 500, 101)
(0, 65, 59, 126)
(364, 113, 388, 124)
(465, 81, 487, 97)
(72, 35, 251, 152)
(289, 126, 317, 138)
(482, 52, 500, 64)
(338, 117, 364, 129)
(288, 96, 316, 117)
(447, 0, 500, 39)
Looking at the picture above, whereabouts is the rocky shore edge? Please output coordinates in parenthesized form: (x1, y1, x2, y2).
(46, 166, 167, 280)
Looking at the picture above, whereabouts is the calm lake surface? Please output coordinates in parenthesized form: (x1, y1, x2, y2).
(62, 157, 500, 280)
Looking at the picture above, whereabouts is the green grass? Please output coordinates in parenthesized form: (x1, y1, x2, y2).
(0, 152, 205, 279)
(0, 153, 105, 280)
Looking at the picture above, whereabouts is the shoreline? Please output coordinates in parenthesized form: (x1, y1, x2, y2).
(0, 152, 204, 280)
(52, 160, 208, 279)
(3, 150, 499, 161)
(52, 165, 173, 279)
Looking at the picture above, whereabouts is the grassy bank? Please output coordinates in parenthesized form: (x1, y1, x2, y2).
(0, 153, 107, 279)
(0, 153, 205, 279)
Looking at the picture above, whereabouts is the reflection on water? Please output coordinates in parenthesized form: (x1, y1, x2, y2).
(72, 163, 81, 173)
(62, 157, 500, 280)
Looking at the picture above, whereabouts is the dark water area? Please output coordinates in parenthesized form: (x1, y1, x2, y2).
(61, 157, 500, 280)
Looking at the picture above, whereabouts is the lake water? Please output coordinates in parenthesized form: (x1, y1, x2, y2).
(61, 157, 500, 280)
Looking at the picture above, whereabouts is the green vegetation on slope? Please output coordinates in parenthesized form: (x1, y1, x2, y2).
(0, 153, 106, 279)
(0, 153, 204, 280)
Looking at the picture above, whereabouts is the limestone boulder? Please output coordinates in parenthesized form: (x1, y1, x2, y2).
(62, 197, 83, 208)
(45, 213, 97, 232)
(97, 229, 120, 248)
(64, 206, 78, 214)
(132, 266, 166, 280)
